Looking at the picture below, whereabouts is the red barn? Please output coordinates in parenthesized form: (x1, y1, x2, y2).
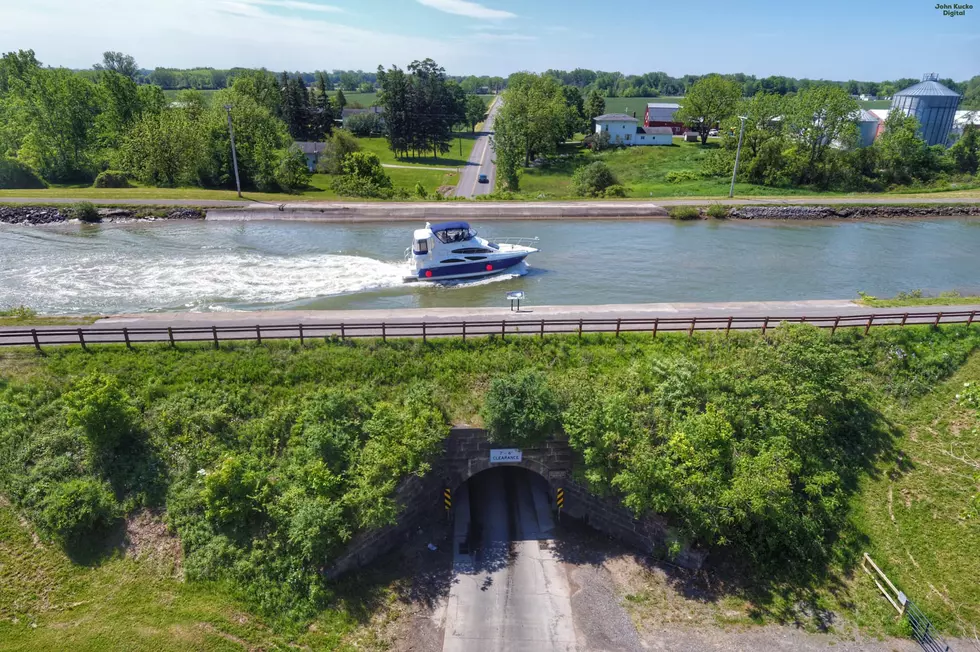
(644, 102, 685, 135)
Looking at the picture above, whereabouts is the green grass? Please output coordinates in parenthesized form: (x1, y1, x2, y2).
(857, 292, 980, 308)
(839, 353, 980, 639)
(356, 134, 479, 168)
(0, 306, 100, 327)
(162, 89, 217, 103)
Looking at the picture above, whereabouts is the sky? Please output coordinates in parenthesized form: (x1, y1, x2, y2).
(0, 0, 977, 81)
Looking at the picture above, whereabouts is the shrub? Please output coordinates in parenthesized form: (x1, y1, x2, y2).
(64, 201, 101, 223)
(0, 305, 37, 320)
(665, 169, 702, 183)
(604, 184, 628, 198)
(316, 131, 360, 175)
(669, 206, 700, 220)
(414, 181, 428, 199)
(571, 161, 617, 197)
(274, 146, 312, 193)
(64, 373, 139, 458)
(331, 152, 393, 198)
(0, 157, 46, 189)
(706, 204, 729, 219)
(481, 370, 560, 446)
(93, 170, 131, 188)
(39, 478, 119, 544)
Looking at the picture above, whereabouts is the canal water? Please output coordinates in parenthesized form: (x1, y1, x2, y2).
(1, 217, 978, 314)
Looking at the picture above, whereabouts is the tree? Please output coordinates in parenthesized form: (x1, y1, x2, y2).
(339, 71, 359, 91)
(481, 370, 559, 446)
(376, 59, 463, 159)
(231, 69, 281, 116)
(344, 111, 382, 137)
(463, 95, 486, 133)
(316, 129, 360, 174)
(357, 82, 373, 93)
(121, 108, 205, 187)
(334, 89, 347, 111)
(585, 89, 605, 127)
(948, 124, 979, 175)
(312, 71, 335, 138)
(560, 84, 585, 138)
(94, 51, 139, 82)
(274, 145, 312, 192)
(493, 73, 573, 167)
(875, 112, 942, 186)
(783, 86, 859, 186)
(676, 74, 741, 145)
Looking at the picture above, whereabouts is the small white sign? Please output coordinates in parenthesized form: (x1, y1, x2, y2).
(490, 448, 522, 463)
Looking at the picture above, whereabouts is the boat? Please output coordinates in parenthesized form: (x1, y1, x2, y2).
(405, 221, 539, 281)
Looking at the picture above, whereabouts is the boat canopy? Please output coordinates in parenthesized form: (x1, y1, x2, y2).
(429, 221, 470, 232)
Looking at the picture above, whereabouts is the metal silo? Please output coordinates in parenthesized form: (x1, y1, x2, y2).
(890, 74, 961, 146)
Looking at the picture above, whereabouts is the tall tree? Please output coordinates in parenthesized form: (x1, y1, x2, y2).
(676, 74, 741, 144)
(783, 86, 859, 186)
(334, 89, 347, 112)
(94, 52, 139, 82)
(493, 73, 572, 167)
(874, 112, 941, 185)
(377, 65, 410, 157)
(948, 124, 979, 175)
(463, 95, 486, 133)
(584, 90, 605, 128)
(313, 71, 335, 139)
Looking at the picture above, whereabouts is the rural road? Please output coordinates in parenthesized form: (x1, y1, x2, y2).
(443, 467, 576, 652)
(446, 96, 500, 199)
(2, 300, 977, 348)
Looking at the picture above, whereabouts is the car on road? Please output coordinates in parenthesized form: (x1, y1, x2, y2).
(478, 173, 489, 184)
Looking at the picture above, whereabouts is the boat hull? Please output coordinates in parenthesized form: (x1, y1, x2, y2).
(413, 253, 530, 281)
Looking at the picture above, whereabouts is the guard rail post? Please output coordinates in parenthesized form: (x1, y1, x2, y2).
(299, 323, 304, 345)
(380, 322, 385, 342)
(616, 318, 621, 337)
(501, 320, 505, 340)
(422, 322, 426, 343)
(168, 326, 175, 347)
(31, 329, 40, 352)
(340, 323, 345, 340)
(726, 316, 733, 336)
(461, 321, 466, 342)
(77, 328, 86, 351)
(865, 315, 873, 335)
(652, 318, 659, 337)
(901, 313, 908, 327)
(762, 317, 769, 335)
(969, 311, 976, 326)
(212, 325, 219, 349)
(688, 317, 696, 337)
(578, 319, 583, 338)
(934, 312, 942, 327)
(123, 327, 131, 349)
(832, 316, 840, 336)
(255, 325, 261, 344)
(540, 319, 545, 338)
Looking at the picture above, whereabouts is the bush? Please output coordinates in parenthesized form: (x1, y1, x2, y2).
(571, 161, 617, 197)
(316, 131, 361, 175)
(669, 206, 700, 220)
(39, 478, 119, 544)
(64, 373, 139, 458)
(92, 170, 131, 188)
(0, 305, 37, 320)
(414, 181, 428, 199)
(64, 201, 101, 222)
(604, 184, 628, 198)
(274, 146, 312, 193)
(665, 169, 702, 183)
(706, 204, 729, 219)
(481, 370, 560, 446)
(0, 157, 46, 189)
(331, 151, 393, 198)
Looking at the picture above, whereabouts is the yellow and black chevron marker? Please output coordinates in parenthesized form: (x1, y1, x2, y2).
(444, 487, 452, 511)
(556, 488, 564, 511)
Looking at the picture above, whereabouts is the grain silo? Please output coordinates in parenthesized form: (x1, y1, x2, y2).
(890, 74, 961, 146)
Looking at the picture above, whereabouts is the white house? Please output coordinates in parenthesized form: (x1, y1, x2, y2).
(594, 114, 673, 146)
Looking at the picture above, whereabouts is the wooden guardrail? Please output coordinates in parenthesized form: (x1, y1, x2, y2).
(0, 310, 976, 350)
(862, 553, 950, 652)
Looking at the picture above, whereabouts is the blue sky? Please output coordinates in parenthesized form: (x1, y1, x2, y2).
(0, 0, 976, 80)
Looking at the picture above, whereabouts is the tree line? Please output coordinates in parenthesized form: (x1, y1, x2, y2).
(540, 67, 980, 106)
(0, 50, 312, 192)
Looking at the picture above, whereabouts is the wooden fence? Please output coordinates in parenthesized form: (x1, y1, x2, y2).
(0, 310, 976, 350)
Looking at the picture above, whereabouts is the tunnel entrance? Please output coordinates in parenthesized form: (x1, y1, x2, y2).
(454, 466, 554, 559)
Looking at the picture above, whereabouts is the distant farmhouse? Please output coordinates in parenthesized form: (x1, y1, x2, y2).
(294, 141, 326, 171)
(593, 114, 673, 146)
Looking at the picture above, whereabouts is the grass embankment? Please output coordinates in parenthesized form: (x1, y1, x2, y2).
(358, 134, 479, 169)
(857, 291, 980, 308)
(1, 325, 979, 647)
(515, 138, 980, 200)
(0, 307, 99, 327)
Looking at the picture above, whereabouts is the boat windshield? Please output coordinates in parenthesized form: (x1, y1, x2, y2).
(434, 227, 477, 244)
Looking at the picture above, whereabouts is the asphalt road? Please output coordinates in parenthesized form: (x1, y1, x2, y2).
(443, 468, 575, 652)
(456, 97, 501, 199)
(1, 301, 977, 348)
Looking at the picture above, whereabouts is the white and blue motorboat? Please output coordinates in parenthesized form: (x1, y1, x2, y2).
(406, 221, 539, 281)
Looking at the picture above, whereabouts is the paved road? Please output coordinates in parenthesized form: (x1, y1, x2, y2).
(443, 468, 575, 651)
(456, 97, 501, 199)
(1, 301, 977, 348)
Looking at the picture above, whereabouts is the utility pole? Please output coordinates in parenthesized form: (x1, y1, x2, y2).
(729, 115, 747, 199)
(224, 104, 242, 198)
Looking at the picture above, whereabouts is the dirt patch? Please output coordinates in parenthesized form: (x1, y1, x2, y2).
(123, 509, 182, 577)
